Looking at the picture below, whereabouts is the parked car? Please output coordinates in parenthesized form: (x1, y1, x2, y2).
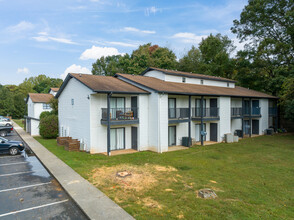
(0, 137, 25, 155)
(0, 126, 13, 137)
(0, 117, 12, 127)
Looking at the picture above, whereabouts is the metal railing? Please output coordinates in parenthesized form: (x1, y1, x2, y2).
(192, 107, 219, 118)
(168, 108, 190, 119)
(269, 107, 277, 116)
(101, 108, 138, 121)
(231, 107, 242, 117)
(244, 107, 261, 116)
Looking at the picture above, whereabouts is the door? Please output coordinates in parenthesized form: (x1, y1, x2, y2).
(244, 100, 250, 115)
(168, 126, 176, 146)
(195, 124, 206, 142)
(110, 97, 125, 119)
(252, 100, 260, 115)
(210, 123, 218, 142)
(131, 127, 138, 150)
(195, 99, 206, 117)
(110, 128, 125, 150)
(131, 97, 138, 118)
(168, 98, 176, 118)
(210, 99, 217, 117)
(244, 120, 250, 135)
(252, 120, 259, 134)
(27, 118, 31, 134)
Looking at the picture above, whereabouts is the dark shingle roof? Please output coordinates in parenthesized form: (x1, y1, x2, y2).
(142, 67, 236, 83)
(116, 73, 277, 99)
(28, 93, 54, 103)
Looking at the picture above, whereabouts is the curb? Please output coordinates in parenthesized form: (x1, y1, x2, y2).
(13, 122, 134, 220)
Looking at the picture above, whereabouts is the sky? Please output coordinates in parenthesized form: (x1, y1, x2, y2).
(0, 0, 247, 85)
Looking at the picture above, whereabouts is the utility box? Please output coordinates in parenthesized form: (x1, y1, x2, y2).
(182, 137, 192, 147)
(234, 129, 243, 137)
(225, 133, 234, 143)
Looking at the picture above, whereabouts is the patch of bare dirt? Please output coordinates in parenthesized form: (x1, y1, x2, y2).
(138, 197, 163, 209)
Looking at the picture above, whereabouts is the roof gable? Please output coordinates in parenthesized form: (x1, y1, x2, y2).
(27, 93, 54, 103)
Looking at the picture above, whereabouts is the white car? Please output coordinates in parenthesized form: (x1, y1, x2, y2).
(0, 118, 12, 127)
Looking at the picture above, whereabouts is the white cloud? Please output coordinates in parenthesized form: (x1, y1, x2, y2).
(17, 67, 30, 74)
(80, 46, 125, 60)
(122, 27, 156, 34)
(107, 41, 138, 48)
(145, 6, 161, 16)
(172, 32, 207, 44)
(32, 33, 77, 45)
(6, 21, 34, 33)
(61, 64, 91, 79)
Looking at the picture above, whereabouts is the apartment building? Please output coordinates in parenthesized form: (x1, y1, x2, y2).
(56, 68, 278, 155)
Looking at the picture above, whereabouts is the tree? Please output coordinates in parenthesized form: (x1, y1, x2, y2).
(91, 43, 178, 75)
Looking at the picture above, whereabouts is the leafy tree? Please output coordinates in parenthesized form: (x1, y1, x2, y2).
(49, 97, 58, 115)
(281, 77, 294, 120)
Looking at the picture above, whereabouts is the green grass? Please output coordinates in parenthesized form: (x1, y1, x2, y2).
(13, 119, 24, 129)
(34, 134, 294, 219)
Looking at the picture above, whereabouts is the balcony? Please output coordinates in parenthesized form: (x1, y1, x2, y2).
(101, 107, 139, 125)
(269, 107, 277, 116)
(244, 107, 261, 117)
(168, 108, 190, 123)
(231, 107, 242, 118)
(192, 107, 219, 120)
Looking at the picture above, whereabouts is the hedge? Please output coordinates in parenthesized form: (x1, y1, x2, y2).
(39, 114, 58, 139)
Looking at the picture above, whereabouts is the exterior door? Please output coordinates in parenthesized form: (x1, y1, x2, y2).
(131, 97, 138, 118)
(131, 127, 138, 150)
(210, 123, 218, 142)
(168, 98, 176, 118)
(168, 126, 176, 146)
(244, 100, 250, 115)
(195, 99, 206, 117)
(244, 120, 250, 134)
(252, 120, 259, 134)
(210, 99, 217, 117)
(195, 124, 206, 141)
(110, 128, 125, 150)
(252, 100, 260, 115)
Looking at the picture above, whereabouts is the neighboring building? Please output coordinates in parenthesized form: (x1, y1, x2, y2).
(49, 87, 59, 96)
(25, 93, 54, 136)
(56, 68, 278, 155)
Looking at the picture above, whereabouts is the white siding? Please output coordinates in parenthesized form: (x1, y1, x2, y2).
(219, 97, 231, 141)
(34, 103, 51, 119)
(231, 119, 242, 134)
(27, 98, 34, 118)
(260, 99, 269, 135)
(58, 77, 92, 151)
(138, 95, 149, 150)
(144, 70, 166, 80)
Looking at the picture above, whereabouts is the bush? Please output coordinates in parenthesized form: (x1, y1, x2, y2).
(39, 114, 58, 138)
(40, 111, 54, 120)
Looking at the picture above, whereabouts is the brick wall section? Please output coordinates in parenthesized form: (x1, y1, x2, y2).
(57, 137, 72, 145)
(57, 137, 80, 152)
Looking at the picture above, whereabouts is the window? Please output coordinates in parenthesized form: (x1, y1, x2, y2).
(43, 103, 51, 109)
(110, 128, 125, 150)
(200, 79, 204, 84)
(168, 98, 176, 118)
(168, 126, 176, 146)
(71, 99, 74, 105)
(227, 82, 230, 87)
(182, 77, 186, 83)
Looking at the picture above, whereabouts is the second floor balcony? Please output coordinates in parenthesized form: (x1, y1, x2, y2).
(231, 107, 262, 118)
(101, 107, 139, 125)
(244, 107, 261, 117)
(168, 108, 190, 119)
(231, 107, 243, 118)
(192, 107, 219, 120)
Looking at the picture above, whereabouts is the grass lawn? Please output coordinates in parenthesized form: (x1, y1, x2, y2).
(35, 134, 294, 219)
(13, 119, 25, 129)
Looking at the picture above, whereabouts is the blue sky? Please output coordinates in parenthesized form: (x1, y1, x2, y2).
(0, 0, 247, 85)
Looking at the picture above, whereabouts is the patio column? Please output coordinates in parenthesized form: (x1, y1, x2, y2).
(249, 98, 252, 137)
(107, 93, 112, 156)
(188, 95, 191, 147)
(275, 100, 278, 132)
(241, 97, 244, 138)
(200, 96, 204, 146)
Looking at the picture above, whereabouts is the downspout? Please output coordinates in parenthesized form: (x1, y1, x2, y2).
(107, 92, 112, 156)
(188, 95, 191, 147)
(158, 93, 161, 153)
(200, 95, 204, 146)
(241, 97, 244, 138)
(249, 98, 252, 137)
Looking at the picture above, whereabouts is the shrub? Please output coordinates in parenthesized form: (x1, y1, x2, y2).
(40, 111, 54, 120)
(39, 114, 58, 138)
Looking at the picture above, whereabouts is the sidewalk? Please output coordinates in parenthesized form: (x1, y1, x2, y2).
(13, 123, 134, 220)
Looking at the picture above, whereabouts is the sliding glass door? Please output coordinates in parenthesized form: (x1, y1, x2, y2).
(168, 126, 176, 146)
(110, 128, 125, 150)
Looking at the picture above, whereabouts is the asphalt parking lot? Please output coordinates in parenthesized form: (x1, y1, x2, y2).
(0, 131, 88, 219)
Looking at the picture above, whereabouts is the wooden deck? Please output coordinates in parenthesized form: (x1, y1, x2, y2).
(168, 145, 189, 152)
(195, 141, 218, 146)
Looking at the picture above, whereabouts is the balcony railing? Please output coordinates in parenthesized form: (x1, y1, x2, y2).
(231, 107, 242, 117)
(244, 107, 261, 116)
(168, 108, 189, 119)
(101, 108, 138, 121)
(192, 107, 219, 118)
(269, 107, 277, 116)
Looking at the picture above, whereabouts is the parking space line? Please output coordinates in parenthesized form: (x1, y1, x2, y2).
(0, 169, 45, 177)
(0, 199, 69, 218)
(0, 155, 23, 159)
(0, 182, 51, 193)
(0, 161, 29, 167)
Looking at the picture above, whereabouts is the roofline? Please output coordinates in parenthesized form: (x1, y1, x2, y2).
(141, 67, 237, 83)
(117, 74, 277, 99)
(94, 90, 150, 94)
(26, 93, 54, 103)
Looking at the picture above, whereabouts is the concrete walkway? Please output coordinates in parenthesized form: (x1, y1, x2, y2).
(13, 123, 134, 220)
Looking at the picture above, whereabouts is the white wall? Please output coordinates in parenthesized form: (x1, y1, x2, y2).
(138, 95, 149, 150)
(219, 97, 231, 141)
(34, 103, 51, 119)
(231, 98, 242, 107)
(27, 98, 34, 118)
(49, 90, 57, 96)
(58, 77, 92, 151)
(260, 99, 269, 135)
(144, 70, 166, 80)
(231, 119, 242, 134)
